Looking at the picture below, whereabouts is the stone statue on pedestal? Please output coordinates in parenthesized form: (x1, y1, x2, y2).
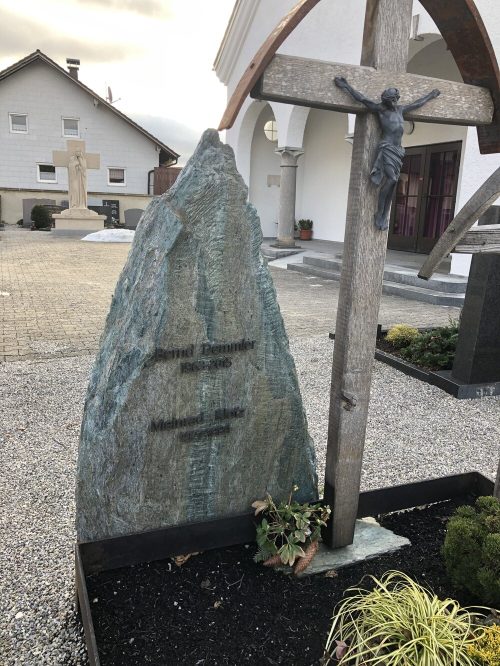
(68, 150, 88, 209)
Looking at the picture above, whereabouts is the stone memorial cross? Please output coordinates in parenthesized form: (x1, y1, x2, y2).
(219, 0, 496, 548)
(52, 140, 100, 211)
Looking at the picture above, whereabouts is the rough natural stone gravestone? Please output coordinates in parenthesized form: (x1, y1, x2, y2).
(76, 129, 317, 542)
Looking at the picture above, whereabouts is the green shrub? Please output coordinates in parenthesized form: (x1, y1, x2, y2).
(444, 496, 500, 607)
(31, 205, 52, 229)
(16, 218, 24, 226)
(322, 571, 484, 666)
(400, 320, 459, 370)
(385, 323, 420, 348)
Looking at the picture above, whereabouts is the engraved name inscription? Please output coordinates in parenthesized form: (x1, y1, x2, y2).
(152, 338, 256, 374)
(150, 406, 246, 442)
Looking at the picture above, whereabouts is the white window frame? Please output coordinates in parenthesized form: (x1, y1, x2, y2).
(37, 163, 57, 184)
(9, 112, 28, 133)
(62, 117, 80, 138)
(107, 167, 126, 186)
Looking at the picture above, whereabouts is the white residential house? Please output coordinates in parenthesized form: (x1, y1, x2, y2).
(214, 0, 500, 278)
(0, 50, 179, 226)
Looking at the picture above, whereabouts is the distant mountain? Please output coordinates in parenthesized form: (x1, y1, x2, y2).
(130, 114, 200, 165)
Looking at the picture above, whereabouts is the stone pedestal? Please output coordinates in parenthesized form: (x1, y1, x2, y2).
(53, 207, 106, 233)
(452, 207, 500, 385)
(272, 148, 303, 248)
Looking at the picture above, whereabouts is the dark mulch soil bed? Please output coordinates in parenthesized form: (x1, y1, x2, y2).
(86, 497, 481, 666)
(375, 335, 450, 373)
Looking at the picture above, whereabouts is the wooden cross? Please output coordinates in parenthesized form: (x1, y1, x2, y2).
(219, 0, 497, 548)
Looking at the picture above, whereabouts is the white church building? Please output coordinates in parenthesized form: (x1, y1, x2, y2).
(214, 0, 500, 278)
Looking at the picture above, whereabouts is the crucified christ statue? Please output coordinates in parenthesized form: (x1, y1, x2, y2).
(334, 77, 441, 230)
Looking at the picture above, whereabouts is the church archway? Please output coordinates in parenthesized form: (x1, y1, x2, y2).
(235, 99, 268, 187)
(249, 105, 282, 237)
(298, 110, 351, 241)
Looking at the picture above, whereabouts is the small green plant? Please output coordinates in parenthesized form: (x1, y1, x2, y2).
(385, 323, 420, 349)
(468, 625, 500, 666)
(298, 219, 313, 230)
(252, 486, 330, 571)
(31, 205, 52, 230)
(444, 496, 500, 607)
(16, 218, 24, 226)
(400, 320, 459, 370)
(322, 571, 485, 666)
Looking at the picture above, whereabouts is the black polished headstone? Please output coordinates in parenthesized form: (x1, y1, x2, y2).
(102, 199, 120, 225)
(88, 205, 113, 226)
(452, 206, 500, 384)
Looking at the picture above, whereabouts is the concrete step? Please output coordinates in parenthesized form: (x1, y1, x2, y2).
(302, 256, 467, 294)
(287, 263, 342, 281)
(287, 260, 465, 306)
(261, 247, 302, 261)
(381, 281, 464, 307)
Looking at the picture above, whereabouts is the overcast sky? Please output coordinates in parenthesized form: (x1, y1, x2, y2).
(0, 0, 235, 163)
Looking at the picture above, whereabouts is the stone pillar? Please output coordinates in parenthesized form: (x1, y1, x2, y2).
(272, 147, 303, 248)
(451, 206, 500, 384)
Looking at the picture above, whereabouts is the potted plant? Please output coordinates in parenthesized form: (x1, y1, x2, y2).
(298, 219, 313, 240)
(252, 486, 330, 574)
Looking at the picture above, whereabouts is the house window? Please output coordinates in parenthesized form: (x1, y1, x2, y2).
(62, 117, 79, 137)
(9, 113, 28, 133)
(37, 164, 57, 183)
(108, 168, 126, 185)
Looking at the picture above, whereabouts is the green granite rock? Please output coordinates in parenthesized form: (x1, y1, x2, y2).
(76, 129, 317, 541)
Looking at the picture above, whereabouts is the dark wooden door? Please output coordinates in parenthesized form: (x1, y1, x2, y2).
(388, 141, 462, 253)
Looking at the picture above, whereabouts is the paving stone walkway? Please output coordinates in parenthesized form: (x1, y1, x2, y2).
(0, 226, 459, 363)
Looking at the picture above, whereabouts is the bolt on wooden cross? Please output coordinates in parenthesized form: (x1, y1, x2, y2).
(220, 0, 496, 549)
(52, 140, 100, 209)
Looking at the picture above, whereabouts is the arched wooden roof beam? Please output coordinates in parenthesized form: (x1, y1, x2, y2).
(219, 0, 500, 154)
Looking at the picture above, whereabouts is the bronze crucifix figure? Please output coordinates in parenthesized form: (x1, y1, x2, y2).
(334, 76, 440, 229)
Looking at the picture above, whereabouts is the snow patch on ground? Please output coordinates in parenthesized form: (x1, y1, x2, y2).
(82, 229, 135, 243)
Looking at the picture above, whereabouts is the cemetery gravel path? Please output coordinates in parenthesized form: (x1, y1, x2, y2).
(0, 227, 499, 665)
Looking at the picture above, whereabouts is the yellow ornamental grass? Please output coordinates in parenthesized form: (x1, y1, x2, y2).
(322, 571, 486, 666)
